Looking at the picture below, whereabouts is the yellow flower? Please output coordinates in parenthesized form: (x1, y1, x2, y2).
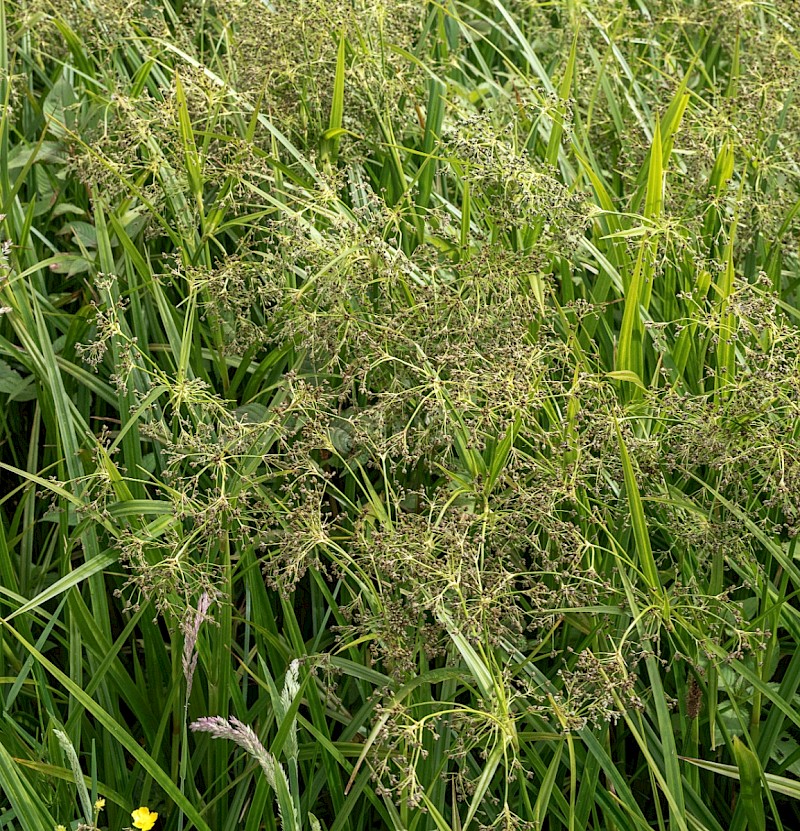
(95, 797, 106, 812)
(55, 826, 67, 831)
(131, 806, 159, 830)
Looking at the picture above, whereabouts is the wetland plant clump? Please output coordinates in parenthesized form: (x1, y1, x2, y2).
(1, 1, 800, 830)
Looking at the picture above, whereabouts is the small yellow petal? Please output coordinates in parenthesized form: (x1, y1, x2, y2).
(95, 797, 106, 811)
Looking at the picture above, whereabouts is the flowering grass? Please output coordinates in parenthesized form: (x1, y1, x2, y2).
(1, 0, 800, 830)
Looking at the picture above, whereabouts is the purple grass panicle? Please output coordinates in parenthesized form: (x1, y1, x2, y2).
(181, 592, 212, 699)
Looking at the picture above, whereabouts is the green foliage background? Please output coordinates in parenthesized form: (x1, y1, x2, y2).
(1, 1, 800, 829)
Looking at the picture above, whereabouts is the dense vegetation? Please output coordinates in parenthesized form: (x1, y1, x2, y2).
(1, 0, 800, 829)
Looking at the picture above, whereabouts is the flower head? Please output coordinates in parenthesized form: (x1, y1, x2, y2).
(182, 592, 212, 698)
(95, 797, 106, 812)
(132, 806, 159, 830)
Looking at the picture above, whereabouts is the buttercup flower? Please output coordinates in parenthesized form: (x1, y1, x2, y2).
(132, 806, 159, 830)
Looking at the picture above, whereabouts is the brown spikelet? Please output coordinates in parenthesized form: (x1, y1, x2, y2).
(687, 676, 702, 719)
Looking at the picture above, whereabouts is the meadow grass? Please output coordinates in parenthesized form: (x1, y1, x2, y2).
(1, 1, 800, 829)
